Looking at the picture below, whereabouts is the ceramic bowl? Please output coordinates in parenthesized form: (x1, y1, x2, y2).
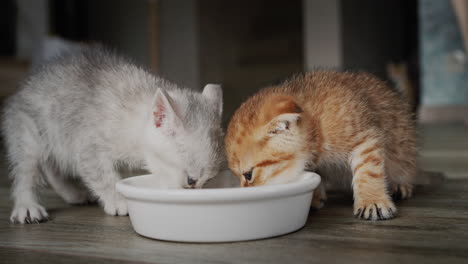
(116, 170, 321, 242)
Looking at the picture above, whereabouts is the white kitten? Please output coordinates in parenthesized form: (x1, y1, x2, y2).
(2, 46, 225, 224)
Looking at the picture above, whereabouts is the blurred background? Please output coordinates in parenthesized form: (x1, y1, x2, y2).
(0, 0, 467, 125)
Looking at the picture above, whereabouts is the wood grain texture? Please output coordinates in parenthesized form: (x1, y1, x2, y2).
(0, 124, 467, 264)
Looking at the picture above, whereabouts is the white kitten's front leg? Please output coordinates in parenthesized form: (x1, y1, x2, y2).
(11, 194, 49, 224)
(10, 160, 49, 223)
(77, 159, 128, 216)
(99, 187, 128, 216)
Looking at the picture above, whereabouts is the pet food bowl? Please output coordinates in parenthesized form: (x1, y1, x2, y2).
(116, 170, 321, 242)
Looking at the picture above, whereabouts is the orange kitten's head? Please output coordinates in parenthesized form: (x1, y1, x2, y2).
(225, 93, 311, 187)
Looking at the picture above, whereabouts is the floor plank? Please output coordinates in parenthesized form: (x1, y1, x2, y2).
(0, 124, 467, 264)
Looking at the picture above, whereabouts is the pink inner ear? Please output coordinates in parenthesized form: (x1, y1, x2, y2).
(153, 104, 165, 128)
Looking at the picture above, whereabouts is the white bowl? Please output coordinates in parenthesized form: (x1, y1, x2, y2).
(116, 170, 321, 242)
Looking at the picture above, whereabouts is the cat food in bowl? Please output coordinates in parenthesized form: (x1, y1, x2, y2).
(116, 170, 321, 242)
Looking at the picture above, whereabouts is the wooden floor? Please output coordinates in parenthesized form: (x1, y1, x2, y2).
(1, 124, 467, 264)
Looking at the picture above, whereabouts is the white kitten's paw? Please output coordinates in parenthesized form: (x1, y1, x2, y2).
(354, 197, 397, 221)
(10, 203, 49, 224)
(101, 193, 128, 216)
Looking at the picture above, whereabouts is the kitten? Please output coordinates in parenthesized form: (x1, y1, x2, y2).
(225, 71, 417, 221)
(2, 46, 225, 224)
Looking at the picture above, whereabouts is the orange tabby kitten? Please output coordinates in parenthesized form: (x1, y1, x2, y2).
(225, 71, 417, 221)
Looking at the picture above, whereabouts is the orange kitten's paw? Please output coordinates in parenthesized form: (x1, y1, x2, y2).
(311, 185, 327, 209)
(354, 198, 397, 221)
(391, 183, 413, 200)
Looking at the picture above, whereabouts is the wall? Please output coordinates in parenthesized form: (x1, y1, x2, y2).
(303, 0, 342, 70)
(419, 0, 468, 122)
(199, 0, 303, 124)
(420, 0, 468, 106)
(341, 0, 417, 80)
(87, 0, 149, 68)
(16, 0, 49, 61)
(303, 0, 418, 88)
(159, 0, 200, 90)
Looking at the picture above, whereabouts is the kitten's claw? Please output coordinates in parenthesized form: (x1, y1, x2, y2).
(10, 203, 49, 224)
(376, 204, 383, 219)
(354, 208, 362, 218)
(354, 198, 396, 221)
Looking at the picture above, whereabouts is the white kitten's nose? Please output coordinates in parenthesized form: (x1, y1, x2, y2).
(187, 177, 197, 188)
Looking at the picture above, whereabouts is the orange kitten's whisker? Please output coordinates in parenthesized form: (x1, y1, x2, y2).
(252, 168, 264, 186)
(269, 161, 294, 181)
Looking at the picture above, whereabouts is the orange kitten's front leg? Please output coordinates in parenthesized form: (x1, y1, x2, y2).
(349, 136, 396, 220)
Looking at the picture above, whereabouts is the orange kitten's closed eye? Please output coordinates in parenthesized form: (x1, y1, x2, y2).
(225, 71, 417, 221)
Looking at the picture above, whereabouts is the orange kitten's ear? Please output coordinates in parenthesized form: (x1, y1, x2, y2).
(267, 113, 301, 135)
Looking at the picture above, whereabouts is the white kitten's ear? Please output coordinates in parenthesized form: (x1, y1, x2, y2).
(202, 84, 223, 117)
(267, 113, 301, 135)
(153, 89, 182, 132)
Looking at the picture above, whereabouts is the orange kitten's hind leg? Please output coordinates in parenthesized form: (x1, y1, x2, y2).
(386, 149, 416, 200)
(391, 183, 413, 200)
(311, 183, 327, 209)
(350, 137, 396, 220)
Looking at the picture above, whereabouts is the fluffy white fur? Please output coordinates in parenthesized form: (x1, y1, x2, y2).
(2, 46, 225, 224)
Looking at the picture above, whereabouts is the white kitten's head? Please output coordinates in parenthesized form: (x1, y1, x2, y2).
(144, 84, 224, 189)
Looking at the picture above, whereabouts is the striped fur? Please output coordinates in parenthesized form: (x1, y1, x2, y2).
(225, 71, 417, 221)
